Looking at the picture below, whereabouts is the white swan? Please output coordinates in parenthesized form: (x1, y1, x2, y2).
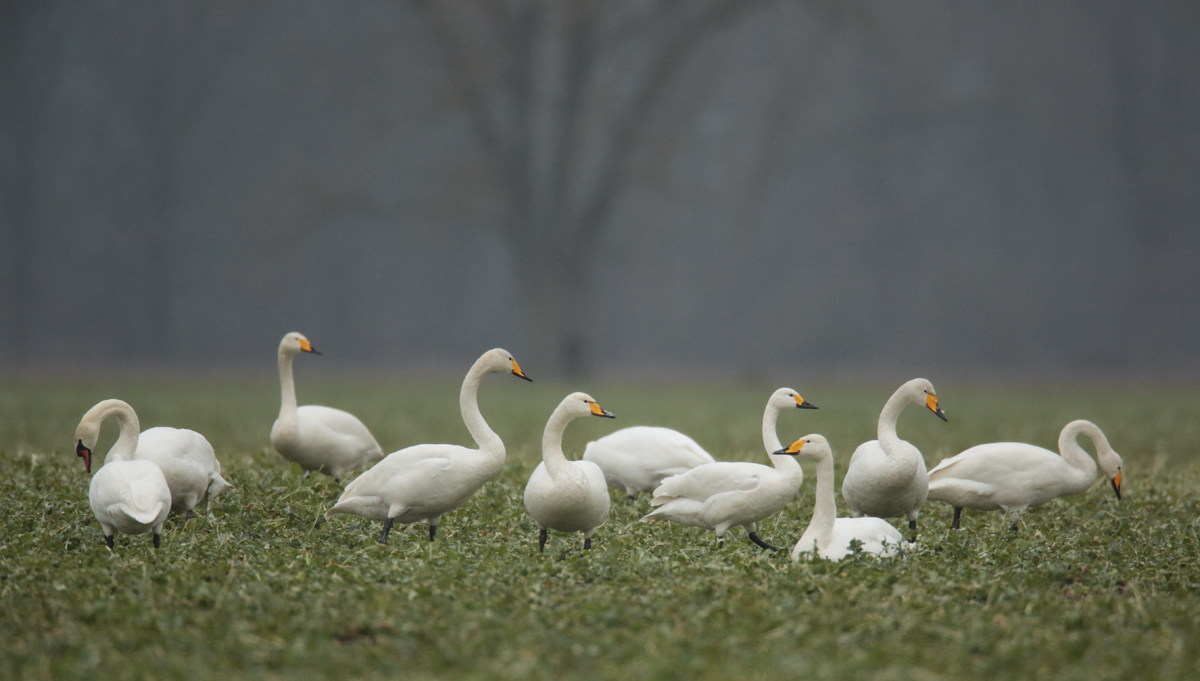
(270, 332, 384, 481)
(326, 348, 532, 543)
(77, 399, 231, 519)
(582, 426, 716, 500)
(523, 392, 616, 552)
(927, 419, 1123, 530)
(840, 378, 947, 541)
(640, 388, 817, 550)
(74, 400, 172, 549)
(779, 435, 904, 561)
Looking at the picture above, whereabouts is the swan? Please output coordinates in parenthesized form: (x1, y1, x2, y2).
(779, 435, 904, 561)
(840, 378, 947, 542)
(74, 400, 172, 549)
(270, 331, 384, 481)
(326, 348, 532, 544)
(640, 387, 817, 550)
(523, 392, 616, 552)
(927, 419, 1123, 530)
(582, 426, 715, 500)
(77, 399, 232, 519)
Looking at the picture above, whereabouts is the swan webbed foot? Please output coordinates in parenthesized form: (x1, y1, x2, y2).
(584, 536, 592, 551)
(1009, 522, 1019, 532)
(105, 535, 114, 550)
(153, 533, 161, 549)
(747, 531, 777, 552)
(378, 517, 394, 544)
(626, 494, 637, 502)
(951, 507, 962, 530)
(538, 529, 548, 553)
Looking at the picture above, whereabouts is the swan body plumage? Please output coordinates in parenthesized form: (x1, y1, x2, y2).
(840, 378, 947, 540)
(781, 435, 904, 561)
(133, 427, 232, 516)
(582, 426, 715, 500)
(326, 348, 531, 543)
(927, 419, 1123, 529)
(640, 388, 817, 549)
(523, 392, 616, 551)
(270, 332, 384, 481)
(74, 399, 172, 549)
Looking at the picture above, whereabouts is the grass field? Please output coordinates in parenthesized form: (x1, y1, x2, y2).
(2, 374, 1200, 680)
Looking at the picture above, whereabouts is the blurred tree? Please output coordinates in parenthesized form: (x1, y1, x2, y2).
(405, 0, 773, 375)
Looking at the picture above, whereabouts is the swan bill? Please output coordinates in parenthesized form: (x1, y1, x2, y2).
(589, 402, 616, 418)
(794, 395, 818, 410)
(774, 438, 806, 456)
(926, 393, 948, 421)
(298, 337, 321, 355)
(76, 439, 92, 473)
(1111, 470, 1122, 500)
(511, 359, 533, 381)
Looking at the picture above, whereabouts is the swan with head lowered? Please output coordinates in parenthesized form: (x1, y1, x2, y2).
(640, 388, 817, 550)
(271, 332, 384, 482)
(326, 348, 531, 544)
(74, 400, 172, 549)
(523, 392, 616, 552)
(927, 419, 1123, 530)
(76, 399, 232, 521)
(840, 378, 947, 542)
(582, 426, 715, 501)
(778, 435, 904, 561)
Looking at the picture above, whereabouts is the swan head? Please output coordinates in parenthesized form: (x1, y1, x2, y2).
(279, 332, 321, 356)
(1097, 443, 1124, 501)
(904, 378, 947, 421)
(769, 387, 818, 412)
(559, 392, 615, 419)
(74, 398, 135, 473)
(774, 434, 831, 461)
(481, 348, 532, 381)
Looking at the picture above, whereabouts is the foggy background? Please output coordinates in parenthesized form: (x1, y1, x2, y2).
(2, 0, 1198, 380)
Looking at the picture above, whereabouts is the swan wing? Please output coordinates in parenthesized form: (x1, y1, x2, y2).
(824, 517, 904, 560)
(650, 462, 763, 504)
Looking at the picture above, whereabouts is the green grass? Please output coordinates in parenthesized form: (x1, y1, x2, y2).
(2, 375, 1200, 680)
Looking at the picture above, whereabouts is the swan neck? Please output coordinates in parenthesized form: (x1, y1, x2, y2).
(762, 404, 784, 454)
(877, 387, 910, 452)
(1059, 421, 1101, 476)
(278, 349, 298, 420)
(461, 360, 502, 456)
(99, 402, 141, 464)
(800, 453, 837, 549)
(541, 406, 576, 478)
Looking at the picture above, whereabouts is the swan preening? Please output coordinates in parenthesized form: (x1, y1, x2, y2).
(74, 400, 171, 548)
(927, 419, 1123, 530)
(271, 332, 385, 482)
(523, 393, 616, 552)
(640, 388, 816, 550)
(326, 348, 531, 544)
(841, 378, 947, 541)
(779, 435, 904, 561)
(582, 426, 715, 500)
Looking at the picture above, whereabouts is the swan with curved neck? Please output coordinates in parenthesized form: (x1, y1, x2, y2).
(778, 435, 904, 561)
(927, 419, 1123, 530)
(523, 392, 616, 552)
(583, 426, 715, 501)
(326, 348, 532, 544)
(840, 378, 947, 542)
(76, 398, 231, 520)
(270, 332, 384, 481)
(75, 400, 172, 549)
(640, 388, 817, 550)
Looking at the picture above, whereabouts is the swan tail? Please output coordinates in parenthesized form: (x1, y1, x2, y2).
(207, 471, 234, 499)
(325, 496, 382, 519)
(118, 500, 167, 525)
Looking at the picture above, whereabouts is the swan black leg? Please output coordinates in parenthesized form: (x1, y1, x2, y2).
(908, 519, 918, 543)
(951, 507, 962, 530)
(378, 517, 394, 545)
(105, 535, 114, 549)
(538, 529, 548, 553)
(584, 536, 592, 550)
(428, 524, 437, 542)
(185, 509, 194, 521)
(153, 533, 161, 549)
(747, 531, 778, 551)
(627, 494, 636, 502)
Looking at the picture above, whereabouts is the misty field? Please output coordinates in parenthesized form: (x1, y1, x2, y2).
(2, 375, 1199, 681)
